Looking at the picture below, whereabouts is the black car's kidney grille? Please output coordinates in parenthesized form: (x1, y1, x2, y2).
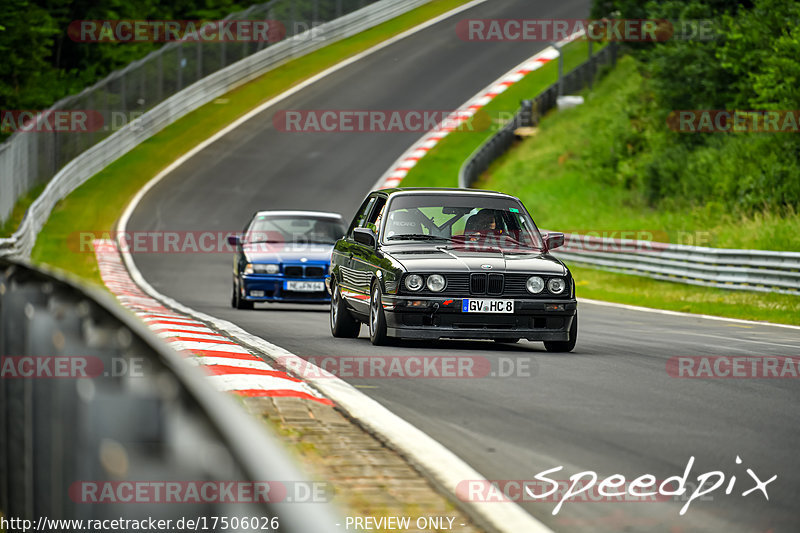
(470, 273, 487, 294)
(487, 274, 504, 295)
(305, 266, 325, 278)
(284, 266, 303, 278)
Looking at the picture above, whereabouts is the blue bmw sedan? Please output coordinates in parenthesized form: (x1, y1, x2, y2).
(228, 210, 346, 308)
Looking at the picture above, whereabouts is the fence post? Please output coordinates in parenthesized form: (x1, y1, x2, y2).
(177, 43, 183, 90)
(555, 42, 564, 96)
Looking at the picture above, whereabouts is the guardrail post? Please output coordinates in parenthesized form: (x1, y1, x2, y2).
(519, 99, 533, 128)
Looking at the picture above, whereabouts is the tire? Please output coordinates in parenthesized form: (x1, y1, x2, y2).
(494, 338, 520, 344)
(368, 282, 390, 346)
(233, 279, 254, 310)
(330, 280, 360, 338)
(544, 314, 577, 353)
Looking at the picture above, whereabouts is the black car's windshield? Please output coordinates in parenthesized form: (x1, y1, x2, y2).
(382, 194, 543, 251)
(245, 215, 346, 245)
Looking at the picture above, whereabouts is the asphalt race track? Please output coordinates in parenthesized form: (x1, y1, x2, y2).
(126, 1, 800, 531)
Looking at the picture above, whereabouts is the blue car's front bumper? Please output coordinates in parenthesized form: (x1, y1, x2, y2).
(240, 274, 331, 303)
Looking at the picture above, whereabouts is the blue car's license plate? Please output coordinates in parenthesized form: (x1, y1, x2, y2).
(284, 280, 324, 292)
(462, 299, 514, 313)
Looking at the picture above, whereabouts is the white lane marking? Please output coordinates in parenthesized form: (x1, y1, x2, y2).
(115, 2, 554, 531)
(671, 331, 800, 351)
(579, 298, 800, 331)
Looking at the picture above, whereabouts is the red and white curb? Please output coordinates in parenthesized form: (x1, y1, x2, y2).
(94, 239, 333, 405)
(375, 32, 583, 190)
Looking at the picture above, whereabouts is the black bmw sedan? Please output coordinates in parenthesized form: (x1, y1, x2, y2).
(327, 188, 577, 351)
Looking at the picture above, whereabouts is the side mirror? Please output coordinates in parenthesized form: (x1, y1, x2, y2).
(543, 232, 565, 251)
(227, 234, 241, 246)
(353, 227, 377, 248)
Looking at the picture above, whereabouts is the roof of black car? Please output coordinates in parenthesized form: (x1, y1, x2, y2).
(378, 187, 516, 199)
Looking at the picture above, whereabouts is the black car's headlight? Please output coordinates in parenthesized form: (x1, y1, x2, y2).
(405, 274, 424, 291)
(526, 276, 545, 294)
(426, 274, 446, 292)
(547, 277, 566, 294)
(245, 263, 280, 274)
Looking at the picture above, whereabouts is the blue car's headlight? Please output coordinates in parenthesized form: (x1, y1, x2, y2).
(245, 263, 280, 274)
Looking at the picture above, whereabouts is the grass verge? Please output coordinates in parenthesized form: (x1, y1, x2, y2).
(26, 0, 476, 285)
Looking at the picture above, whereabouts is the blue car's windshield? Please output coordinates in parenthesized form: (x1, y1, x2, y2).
(246, 215, 346, 245)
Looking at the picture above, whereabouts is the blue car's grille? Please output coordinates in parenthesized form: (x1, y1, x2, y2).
(284, 265, 325, 278)
(285, 266, 303, 277)
(305, 266, 325, 278)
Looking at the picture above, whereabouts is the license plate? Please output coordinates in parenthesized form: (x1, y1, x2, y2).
(462, 299, 514, 313)
(284, 281, 324, 292)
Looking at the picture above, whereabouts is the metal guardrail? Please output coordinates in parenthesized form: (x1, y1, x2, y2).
(458, 43, 800, 295)
(0, 0, 432, 259)
(0, 258, 341, 529)
(551, 234, 800, 295)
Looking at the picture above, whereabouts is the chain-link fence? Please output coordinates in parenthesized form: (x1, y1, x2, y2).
(0, 0, 379, 226)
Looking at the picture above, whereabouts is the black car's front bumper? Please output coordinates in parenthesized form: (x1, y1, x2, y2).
(381, 295, 576, 341)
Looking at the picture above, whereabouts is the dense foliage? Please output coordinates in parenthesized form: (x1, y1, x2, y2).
(589, 0, 799, 214)
(0, 0, 261, 115)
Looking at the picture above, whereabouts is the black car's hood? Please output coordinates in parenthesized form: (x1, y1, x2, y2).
(385, 246, 566, 275)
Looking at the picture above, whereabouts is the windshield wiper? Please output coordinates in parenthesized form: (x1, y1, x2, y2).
(387, 234, 451, 241)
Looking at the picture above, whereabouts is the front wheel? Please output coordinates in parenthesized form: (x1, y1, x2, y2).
(233, 279, 254, 310)
(330, 281, 360, 338)
(544, 314, 577, 352)
(369, 283, 390, 346)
